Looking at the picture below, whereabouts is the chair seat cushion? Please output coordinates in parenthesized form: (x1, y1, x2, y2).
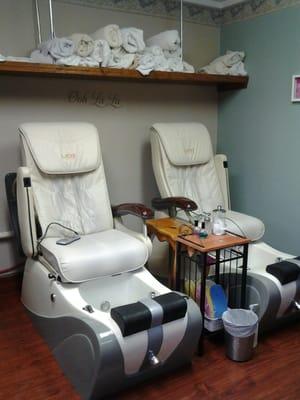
(40, 229, 149, 282)
(225, 210, 265, 241)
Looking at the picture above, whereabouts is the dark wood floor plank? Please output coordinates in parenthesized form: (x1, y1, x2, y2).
(1, 275, 300, 400)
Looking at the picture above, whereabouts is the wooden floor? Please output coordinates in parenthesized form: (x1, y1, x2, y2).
(1, 275, 300, 400)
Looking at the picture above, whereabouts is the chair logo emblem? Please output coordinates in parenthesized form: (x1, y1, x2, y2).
(62, 153, 76, 160)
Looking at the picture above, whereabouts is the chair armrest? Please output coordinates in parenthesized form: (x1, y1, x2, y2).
(17, 167, 38, 257)
(112, 203, 154, 220)
(151, 197, 197, 212)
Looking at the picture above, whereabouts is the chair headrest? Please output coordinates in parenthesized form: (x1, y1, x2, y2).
(19, 122, 101, 175)
(151, 123, 212, 166)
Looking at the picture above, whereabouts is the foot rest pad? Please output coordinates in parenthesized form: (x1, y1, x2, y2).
(266, 257, 300, 285)
(111, 292, 187, 337)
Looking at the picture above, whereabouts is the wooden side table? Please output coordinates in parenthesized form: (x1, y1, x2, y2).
(176, 233, 250, 354)
(146, 217, 192, 288)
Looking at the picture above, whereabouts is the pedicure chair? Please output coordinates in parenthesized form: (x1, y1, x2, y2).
(150, 122, 300, 330)
(6, 122, 201, 400)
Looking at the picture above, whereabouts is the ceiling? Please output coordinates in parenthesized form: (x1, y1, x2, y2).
(185, 0, 246, 9)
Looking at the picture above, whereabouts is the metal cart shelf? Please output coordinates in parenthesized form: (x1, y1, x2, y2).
(176, 233, 250, 354)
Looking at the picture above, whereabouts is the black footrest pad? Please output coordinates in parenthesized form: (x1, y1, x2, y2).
(154, 293, 187, 324)
(266, 258, 300, 285)
(111, 302, 151, 337)
(111, 292, 187, 337)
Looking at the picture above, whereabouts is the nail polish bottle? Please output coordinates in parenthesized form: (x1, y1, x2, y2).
(199, 221, 208, 238)
(193, 220, 201, 235)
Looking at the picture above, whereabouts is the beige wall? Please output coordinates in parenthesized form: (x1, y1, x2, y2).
(0, 0, 220, 270)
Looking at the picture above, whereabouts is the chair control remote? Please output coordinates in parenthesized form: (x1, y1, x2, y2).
(56, 236, 80, 246)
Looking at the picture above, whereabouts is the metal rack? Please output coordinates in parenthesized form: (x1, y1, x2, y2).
(177, 246, 248, 310)
(176, 233, 249, 353)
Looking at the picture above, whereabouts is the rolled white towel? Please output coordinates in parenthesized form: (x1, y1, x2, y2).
(0, 54, 5, 62)
(223, 50, 245, 67)
(4, 56, 33, 63)
(167, 57, 184, 72)
(136, 53, 156, 76)
(92, 39, 111, 67)
(146, 30, 180, 52)
(200, 50, 246, 75)
(30, 49, 54, 64)
(163, 47, 182, 59)
(121, 28, 145, 54)
(78, 57, 99, 67)
(153, 55, 169, 72)
(183, 61, 195, 73)
(70, 33, 94, 57)
(56, 55, 99, 67)
(108, 47, 135, 69)
(40, 37, 74, 59)
(228, 61, 247, 76)
(91, 25, 122, 49)
(144, 45, 164, 57)
(56, 55, 80, 66)
(201, 61, 229, 75)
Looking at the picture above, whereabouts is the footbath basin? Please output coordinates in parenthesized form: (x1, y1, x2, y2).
(78, 268, 169, 312)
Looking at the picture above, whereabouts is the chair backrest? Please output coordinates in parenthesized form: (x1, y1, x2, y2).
(19, 122, 113, 238)
(150, 122, 225, 213)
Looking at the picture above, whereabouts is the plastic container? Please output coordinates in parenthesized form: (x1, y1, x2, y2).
(222, 309, 258, 362)
(212, 205, 226, 235)
(204, 315, 223, 332)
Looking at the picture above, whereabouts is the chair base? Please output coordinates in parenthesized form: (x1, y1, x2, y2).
(21, 261, 202, 400)
(223, 242, 300, 330)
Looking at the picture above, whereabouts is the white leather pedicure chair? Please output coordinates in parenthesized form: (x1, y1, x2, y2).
(6, 122, 201, 400)
(150, 122, 300, 330)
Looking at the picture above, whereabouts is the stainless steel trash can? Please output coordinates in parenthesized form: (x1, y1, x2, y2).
(222, 309, 258, 362)
(225, 331, 255, 362)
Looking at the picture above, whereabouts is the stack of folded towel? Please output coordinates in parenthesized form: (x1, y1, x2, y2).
(141, 30, 194, 75)
(2, 25, 196, 76)
(200, 50, 247, 76)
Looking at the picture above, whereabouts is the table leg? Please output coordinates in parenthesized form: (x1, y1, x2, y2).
(168, 246, 174, 289)
(215, 249, 220, 284)
(175, 242, 181, 291)
(198, 252, 207, 356)
(241, 243, 249, 309)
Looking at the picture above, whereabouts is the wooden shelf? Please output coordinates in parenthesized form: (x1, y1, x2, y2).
(0, 61, 248, 91)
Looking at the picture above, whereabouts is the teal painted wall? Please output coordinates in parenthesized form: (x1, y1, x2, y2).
(219, 7, 300, 253)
